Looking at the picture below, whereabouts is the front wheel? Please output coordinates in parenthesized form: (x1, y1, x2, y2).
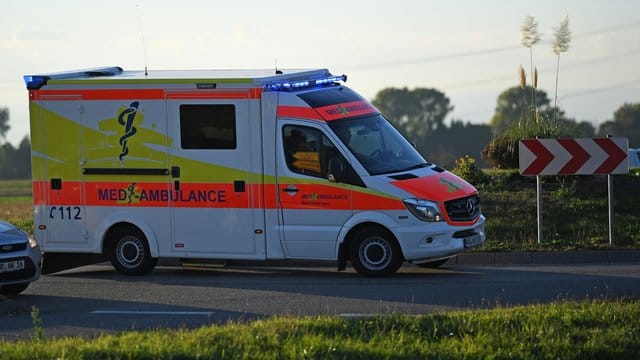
(0, 282, 30, 296)
(109, 227, 157, 275)
(349, 228, 403, 276)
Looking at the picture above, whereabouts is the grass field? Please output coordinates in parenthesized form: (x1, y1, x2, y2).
(0, 299, 638, 359)
(1, 174, 638, 250)
(0, 180, 33, 231)
(477, 172, 640, 250)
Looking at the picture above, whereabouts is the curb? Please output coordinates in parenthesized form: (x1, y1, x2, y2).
(452, 250, 640, 265)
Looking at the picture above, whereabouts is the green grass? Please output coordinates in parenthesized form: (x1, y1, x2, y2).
(0, 179, 31, 197)
(0, 196, 32, 203)
(0, 299, 638, 359)
(477, 172, 640, 251)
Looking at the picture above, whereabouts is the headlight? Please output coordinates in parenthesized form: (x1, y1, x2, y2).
(28, 235, 39, 249)
(403, 198, 444, 222)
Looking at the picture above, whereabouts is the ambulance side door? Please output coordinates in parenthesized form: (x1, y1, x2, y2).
(166, 94, 264, 258)
(276, 121, 354, 260)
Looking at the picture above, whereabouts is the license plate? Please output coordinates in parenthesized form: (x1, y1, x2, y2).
(0, 260, 25, 273)
(463, 234, 483, 248)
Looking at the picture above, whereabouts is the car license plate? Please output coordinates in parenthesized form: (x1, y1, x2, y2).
(463, 234, 483, 248)
(0, 260, 25, 273)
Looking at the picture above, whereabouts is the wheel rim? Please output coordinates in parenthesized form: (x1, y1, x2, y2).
(358, 236, 392, 270)
(116, 236, 145, 269)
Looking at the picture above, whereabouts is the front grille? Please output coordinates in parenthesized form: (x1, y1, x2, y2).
(444, 195, 480, 222)
(0, 242, 27, 254)
(0, 256, 36, 281)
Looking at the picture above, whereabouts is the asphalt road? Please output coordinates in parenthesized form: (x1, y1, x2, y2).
(1, 261, 639, 341)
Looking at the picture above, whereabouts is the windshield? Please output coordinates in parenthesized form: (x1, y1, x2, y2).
(328, 114, 428, 175)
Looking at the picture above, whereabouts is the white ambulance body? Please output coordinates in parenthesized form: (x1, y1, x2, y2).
(24, 67, 485, 276)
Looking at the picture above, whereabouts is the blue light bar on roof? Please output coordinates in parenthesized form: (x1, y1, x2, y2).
(23, 75, 49, 90)
(264, 74, 347, 91)
(23, 67, 123, 90)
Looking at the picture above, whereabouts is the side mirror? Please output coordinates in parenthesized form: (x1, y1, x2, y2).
(328, 157, 347, 183)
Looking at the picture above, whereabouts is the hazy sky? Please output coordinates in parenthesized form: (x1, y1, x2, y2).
(1, 0, 639, 146)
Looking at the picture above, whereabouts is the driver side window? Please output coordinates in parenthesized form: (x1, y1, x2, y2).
(282, 125, 364, 187)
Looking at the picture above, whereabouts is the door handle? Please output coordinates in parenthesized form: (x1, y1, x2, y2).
(281, 185, 299, 194)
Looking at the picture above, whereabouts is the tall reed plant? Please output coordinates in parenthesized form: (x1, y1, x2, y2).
(552, 16, 571, 122)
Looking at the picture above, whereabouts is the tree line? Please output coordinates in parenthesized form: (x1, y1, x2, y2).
(0, 107, 30, 179)
(373, 86, 639, 168)
(1, 90, 639, 179)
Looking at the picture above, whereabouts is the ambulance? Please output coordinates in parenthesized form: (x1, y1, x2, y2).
(24, 66, 485, 276)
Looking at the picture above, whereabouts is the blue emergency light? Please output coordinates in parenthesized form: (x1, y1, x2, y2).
(264, 74, 347, 91)
(23, 75, 48, 90)
(23, 67, 123, 90)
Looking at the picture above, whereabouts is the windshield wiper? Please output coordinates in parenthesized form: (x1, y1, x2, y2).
(378, 162, 431, 175)
(398, 162, 431, 172)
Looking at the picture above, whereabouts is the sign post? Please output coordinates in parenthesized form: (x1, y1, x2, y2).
(536, 174, 542, 244)
(608, 172, 614, 245)
(519, 137, 629, 245)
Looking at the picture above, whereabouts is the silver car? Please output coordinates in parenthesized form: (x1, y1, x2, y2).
(0, 220, 41, 296)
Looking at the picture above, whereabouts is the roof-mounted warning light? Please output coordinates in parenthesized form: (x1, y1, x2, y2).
(264, 74, 347, 92)
(23, 75, 48, 90)
(23, 66, 123, 90)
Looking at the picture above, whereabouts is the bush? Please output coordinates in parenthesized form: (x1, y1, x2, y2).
(482, 108, 575, 169)
(451, 155, 487, 185)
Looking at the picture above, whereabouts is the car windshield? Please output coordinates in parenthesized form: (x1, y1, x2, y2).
(328, 114, 428, 175)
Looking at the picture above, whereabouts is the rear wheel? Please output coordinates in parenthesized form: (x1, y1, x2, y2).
(0, 282, 29, 296)
(416, 258, 449, 268)
(349, 227, 403, 276)
(109, 226, 157, 275)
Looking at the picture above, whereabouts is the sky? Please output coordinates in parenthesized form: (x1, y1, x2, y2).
(1, 0, 639, 146)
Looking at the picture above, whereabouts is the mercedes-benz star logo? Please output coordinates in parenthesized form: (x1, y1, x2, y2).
(466, 198, 475, 216)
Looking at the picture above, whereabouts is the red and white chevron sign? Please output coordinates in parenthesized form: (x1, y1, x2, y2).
(519, 138, 628, 175)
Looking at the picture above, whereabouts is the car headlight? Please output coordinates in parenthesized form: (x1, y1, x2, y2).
(28, 235, 39, 249)
(403, 198, 444, 222)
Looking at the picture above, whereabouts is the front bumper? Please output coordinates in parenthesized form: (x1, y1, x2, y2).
(0, 246, 42, 286)
(395, 215, 486, 263)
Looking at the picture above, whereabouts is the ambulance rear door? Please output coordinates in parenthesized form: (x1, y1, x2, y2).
(36, 95, 88, 249)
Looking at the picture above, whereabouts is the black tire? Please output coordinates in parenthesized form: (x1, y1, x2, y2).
(349, 227, 403, 276)
(109, 226, 157, 275)
(416, 258, 449, 268)
(0, 282, 30, 296)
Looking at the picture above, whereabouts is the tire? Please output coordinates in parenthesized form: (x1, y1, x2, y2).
(109, 226, 157, 275)
(349, 227, 403, 276)
(416, 258, 449, 268)
(0, 282, 30, 296)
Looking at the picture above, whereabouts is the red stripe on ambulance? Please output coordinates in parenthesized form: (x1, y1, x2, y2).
(34, 180, 404, 211)
(277, 106, 324, 121)
(314, 100, 379, 121)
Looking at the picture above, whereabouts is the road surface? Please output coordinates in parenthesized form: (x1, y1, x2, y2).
(1, 262, 639, 340)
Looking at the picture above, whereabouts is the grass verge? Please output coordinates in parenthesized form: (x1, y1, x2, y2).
(0, 179, 31, 197)
(0, 299, 638, 359)
(477, 172, 640, 251)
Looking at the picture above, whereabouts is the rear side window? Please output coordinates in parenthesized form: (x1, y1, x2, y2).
(180, 105, 236, 149)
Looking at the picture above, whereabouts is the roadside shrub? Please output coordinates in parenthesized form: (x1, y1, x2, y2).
(452, 155, 487, 185)
(482, 108, 574, 169)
